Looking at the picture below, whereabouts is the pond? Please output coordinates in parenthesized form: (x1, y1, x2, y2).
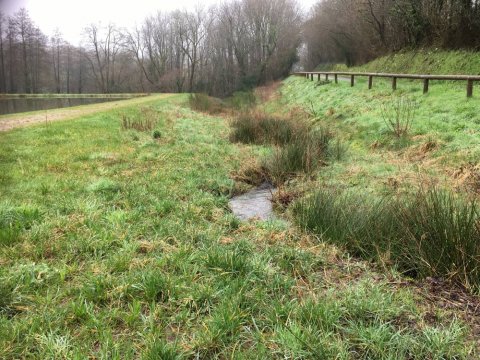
(0, 97, 131, 116)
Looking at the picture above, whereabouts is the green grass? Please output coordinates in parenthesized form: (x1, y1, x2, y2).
(333, 49, 480, 75)
(278, 75, 480, 192)
(0, 89, 477, 358)
(245, 57, 480, 291)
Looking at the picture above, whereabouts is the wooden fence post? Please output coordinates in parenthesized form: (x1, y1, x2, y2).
(467, 80, 473, 98)
(293, 72, 479, 97)
(423, 79, 429, 94)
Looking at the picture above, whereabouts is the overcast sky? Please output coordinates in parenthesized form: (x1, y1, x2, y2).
(1, 0, 317, 45)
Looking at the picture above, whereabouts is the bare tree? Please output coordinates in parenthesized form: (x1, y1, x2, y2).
(0, 12, 6, 93)
(11, 8, 34, 93)
(83, 23, 124, 93)
(51, 29, 62, 93)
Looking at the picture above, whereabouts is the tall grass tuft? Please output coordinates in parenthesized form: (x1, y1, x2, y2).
(0, 204, 41, 246)
(229, 111, 304, 146)
(121, 106, 158, 131)
(263, 129, 333, 184)
(230, 111, 345, 184)
(293, 188, 480, 288)
(399, 190, 480, 285)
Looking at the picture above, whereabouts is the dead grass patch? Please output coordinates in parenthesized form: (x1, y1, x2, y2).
(452, 163, 480, 194)
(255, 81, 282, 102)
(230, 159, 267, 186)
(272, 186, 304, 210)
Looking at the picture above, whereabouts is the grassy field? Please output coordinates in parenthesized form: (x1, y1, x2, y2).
(1, 79, 479, 358)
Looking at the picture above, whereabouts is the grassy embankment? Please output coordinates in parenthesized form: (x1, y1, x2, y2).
(333, 49, 480, 75)
(1, 84, 478, 357)
(247, 48, 480, 294)
(269, 70, 480, 285)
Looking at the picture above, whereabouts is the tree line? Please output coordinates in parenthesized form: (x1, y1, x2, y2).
(2, 0, 480, 95)
(302, 0, 480, 69)
(0, 0, 301, 96)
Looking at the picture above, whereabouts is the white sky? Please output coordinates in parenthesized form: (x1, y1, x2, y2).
(1, 0, 318, 45)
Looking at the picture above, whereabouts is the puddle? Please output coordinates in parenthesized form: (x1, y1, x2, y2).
(229, 182, 277, 221)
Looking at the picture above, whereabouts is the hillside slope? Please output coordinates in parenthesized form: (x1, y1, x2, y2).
(333, 49, 480, 75)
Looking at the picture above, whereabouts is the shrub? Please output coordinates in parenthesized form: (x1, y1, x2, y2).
(293, 188, 480, 288)
(189, 93, 225, 114)
(381, 96, 418, 138)
(152, 130, 162, 139)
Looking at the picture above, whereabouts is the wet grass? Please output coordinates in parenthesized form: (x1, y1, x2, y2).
(0, 91, 477, 358)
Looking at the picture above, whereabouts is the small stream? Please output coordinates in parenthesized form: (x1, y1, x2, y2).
(229, 182, 277, 221)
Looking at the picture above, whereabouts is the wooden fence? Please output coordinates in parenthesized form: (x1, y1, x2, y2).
(294, 71, 480, 98)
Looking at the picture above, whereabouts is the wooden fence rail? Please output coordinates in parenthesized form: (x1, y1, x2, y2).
(294, 71, 480, 98)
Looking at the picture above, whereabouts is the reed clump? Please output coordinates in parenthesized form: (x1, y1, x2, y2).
(293, 188, 480, 288)
(121, 106, 158, 131)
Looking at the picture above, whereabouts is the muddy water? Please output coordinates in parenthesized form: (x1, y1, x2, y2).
(229, 182, 277, 221)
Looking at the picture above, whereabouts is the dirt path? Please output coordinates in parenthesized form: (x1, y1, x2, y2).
(0, 94, 177, 132)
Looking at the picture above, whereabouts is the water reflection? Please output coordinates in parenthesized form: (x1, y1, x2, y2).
(229, 182, 277, 221)
(0, 97, 129, 115)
